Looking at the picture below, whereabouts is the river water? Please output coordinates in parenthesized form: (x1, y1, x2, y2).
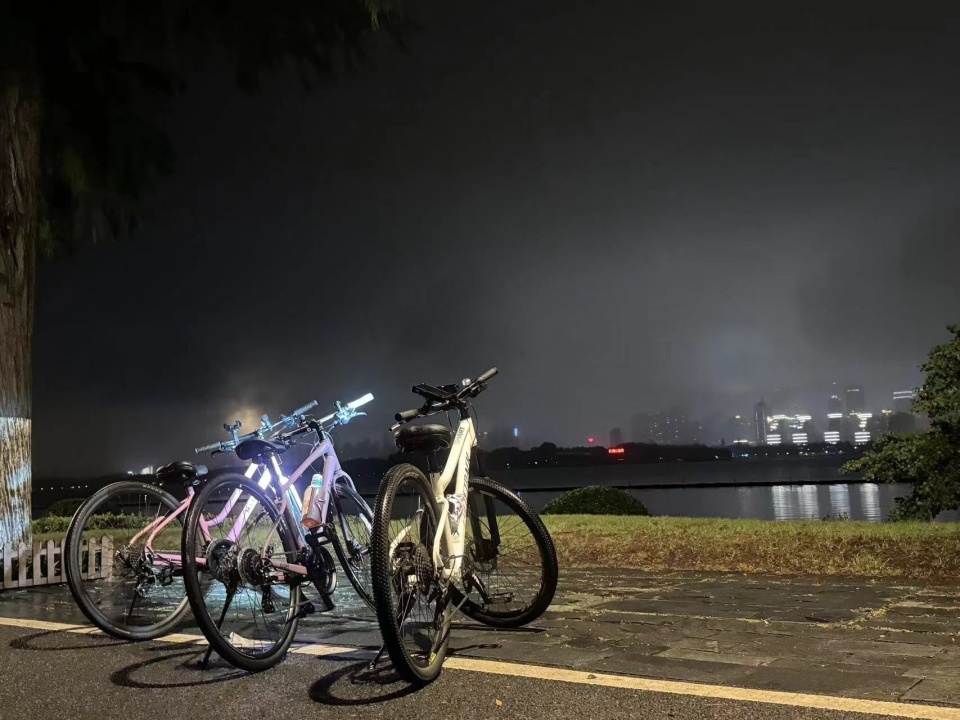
(512, 481, 923, 521)
(491, 458, 957, 522)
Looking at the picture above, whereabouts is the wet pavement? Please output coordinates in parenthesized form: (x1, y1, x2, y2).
(4, 623, 933, 720)
(2, 569, 960, 706)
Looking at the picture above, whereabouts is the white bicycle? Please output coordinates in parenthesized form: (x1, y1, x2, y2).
(369, 368, 558, 684)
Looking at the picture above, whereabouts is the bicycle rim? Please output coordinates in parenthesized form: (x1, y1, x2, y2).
(65, 481, 190, 640)
(181, 473, 301, 671)
(371, 464, 449, 684)
(453, 476, 558, 628)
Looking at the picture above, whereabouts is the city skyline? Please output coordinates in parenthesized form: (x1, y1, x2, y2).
(606, 382, 925, 450)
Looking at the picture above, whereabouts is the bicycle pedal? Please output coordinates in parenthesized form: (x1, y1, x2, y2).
(295, 601, 316, 619)
(317, 593, 335, 613)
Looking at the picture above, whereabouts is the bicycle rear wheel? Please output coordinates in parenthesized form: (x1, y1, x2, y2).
(181, 472, 302, 672)
(370, 463, 449, 685)
(64, 481, 190, 640)
(452, 476, 558, 628)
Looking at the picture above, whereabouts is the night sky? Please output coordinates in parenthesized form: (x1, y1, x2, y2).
(33, 4, 960, 476)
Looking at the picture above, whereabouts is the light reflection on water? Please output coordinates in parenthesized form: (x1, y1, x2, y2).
(514, 482, 959, 522)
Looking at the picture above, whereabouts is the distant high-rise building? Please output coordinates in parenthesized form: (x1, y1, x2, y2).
(893, 390, 916, 414)
(766, 412, 814, 445)
(634, 409, 702, 445)
(890, 390, 918, 434)
(609, 427, 623, 448)
(753, 400, 768, 445)
(825, 394, 843, 444)
(845, 387, 865, 414)
(845, 411, 873, 444)
(722, 414, 750, 445)
(890, 411, 917, 434)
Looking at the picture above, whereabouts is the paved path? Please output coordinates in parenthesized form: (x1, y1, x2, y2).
(2, 569, 960, 713)
(1, 623, 956, 720)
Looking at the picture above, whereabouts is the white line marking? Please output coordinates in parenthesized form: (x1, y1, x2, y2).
(0, 615, 957, 718)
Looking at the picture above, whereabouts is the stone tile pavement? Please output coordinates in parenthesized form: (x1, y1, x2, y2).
(3, 569, 959, 704)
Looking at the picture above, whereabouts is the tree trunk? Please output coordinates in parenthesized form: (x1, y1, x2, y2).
(0, 62, 40, 545)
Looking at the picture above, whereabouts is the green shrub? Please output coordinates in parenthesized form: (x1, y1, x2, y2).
(32, 515, 71, 534)
(541, 486, 650, 516)
(31, 512, 152, 535)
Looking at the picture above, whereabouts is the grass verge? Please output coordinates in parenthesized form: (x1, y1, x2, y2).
(543, 515, 960, 582)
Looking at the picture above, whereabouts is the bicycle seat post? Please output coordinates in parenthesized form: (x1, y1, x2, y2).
(425, 450, 442, 476)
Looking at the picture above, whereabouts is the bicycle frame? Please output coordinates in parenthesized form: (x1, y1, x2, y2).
(391, 416, 476, 581)
(120, 462, 256, 569)
(122, 430, 364, 579)
(223, 431, 365, 578)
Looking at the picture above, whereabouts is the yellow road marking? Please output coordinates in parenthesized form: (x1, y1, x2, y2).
(0, 615, 956, 718)
(445, 657, 960, 720)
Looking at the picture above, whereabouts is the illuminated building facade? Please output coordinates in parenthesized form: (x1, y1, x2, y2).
(824, 393, 843, 444)
(754, 399, 768, 445)
(766, 413, 814, 445)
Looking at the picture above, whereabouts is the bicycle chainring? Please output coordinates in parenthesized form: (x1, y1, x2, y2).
(306, 545, 338, 597)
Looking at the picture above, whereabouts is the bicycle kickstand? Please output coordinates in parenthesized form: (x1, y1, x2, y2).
(368, 643, 387, 670)
(200, 641, 216, 668)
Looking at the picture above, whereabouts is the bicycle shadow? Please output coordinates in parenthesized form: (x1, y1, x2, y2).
(110, 645, 248, 689)
(9, 628, 128, 652)
(308, 660, 419, 705)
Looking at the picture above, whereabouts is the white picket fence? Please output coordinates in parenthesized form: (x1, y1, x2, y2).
(0, 536, 114, 590)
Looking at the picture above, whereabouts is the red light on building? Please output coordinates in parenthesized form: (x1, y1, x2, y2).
(608, 447, 625, 455)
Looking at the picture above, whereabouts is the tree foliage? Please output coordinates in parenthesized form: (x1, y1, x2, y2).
(1, 0, 405, 258)
(842, 325, 960, 520)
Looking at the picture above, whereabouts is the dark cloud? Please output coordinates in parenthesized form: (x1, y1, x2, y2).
(33, 1, 960, 474)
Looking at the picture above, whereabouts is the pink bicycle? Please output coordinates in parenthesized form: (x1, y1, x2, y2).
(63, 395, 374, 642)
(179, 394, 378, 670)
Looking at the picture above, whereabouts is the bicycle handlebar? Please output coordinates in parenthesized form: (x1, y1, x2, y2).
(476, 367, 498, 384)
(390, 368, 498, 430)
(316, 392, 374, 424)
(292, 399, 319, 417)
(193, 397, 320, 455)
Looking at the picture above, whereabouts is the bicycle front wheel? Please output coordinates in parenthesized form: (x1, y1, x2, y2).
(370, 463, 448, 685)
(181, 472, 302, 672)
(64, 481, 190, 641)
(329, 480, 375, 611)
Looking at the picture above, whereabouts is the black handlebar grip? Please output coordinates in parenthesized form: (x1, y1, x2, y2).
(395, 408, 420, 423)
(476, 367, 498, 384)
